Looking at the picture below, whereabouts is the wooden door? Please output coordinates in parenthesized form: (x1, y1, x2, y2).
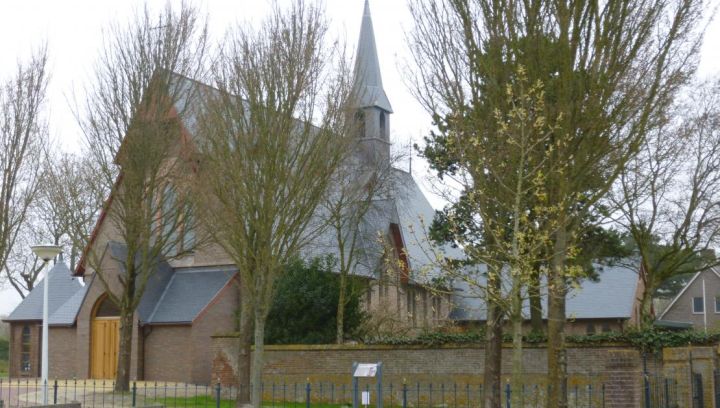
(91, 318, 119, 379)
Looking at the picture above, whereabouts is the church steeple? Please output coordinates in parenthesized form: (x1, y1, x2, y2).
(354, 0, 392, 112)
(353, 0, 392, 164)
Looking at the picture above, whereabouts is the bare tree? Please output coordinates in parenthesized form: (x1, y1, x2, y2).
(406, 0, 702, 406)
(0, 48, 49, 297)
(610, 78, 720, 325)
(3, 151, 104, 297)
(194, 2, 354, 407)
(41, 152, 106, 271)
(319, 151, 399, 343)
(74, 2, 208, 391)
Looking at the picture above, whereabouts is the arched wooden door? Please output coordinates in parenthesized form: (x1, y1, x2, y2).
(90, 296, 120, 379)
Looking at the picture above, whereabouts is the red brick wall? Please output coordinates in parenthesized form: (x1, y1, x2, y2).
(211, 339, 647, 407)
(144, 325, 193, 382)
(8, 322, 40, 378)
(142, 281, 238, 385)
(48, 327, 78, 379)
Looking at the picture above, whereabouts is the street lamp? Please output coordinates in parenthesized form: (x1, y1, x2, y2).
(31, 244, 62, 405)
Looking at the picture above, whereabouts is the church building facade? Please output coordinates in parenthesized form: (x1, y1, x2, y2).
(4, 0, 457, 384)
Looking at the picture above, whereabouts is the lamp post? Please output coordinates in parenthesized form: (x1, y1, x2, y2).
(31, 244, 62, 405)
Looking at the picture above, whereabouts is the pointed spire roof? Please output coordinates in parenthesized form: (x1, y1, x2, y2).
(353, 0, 393, 112)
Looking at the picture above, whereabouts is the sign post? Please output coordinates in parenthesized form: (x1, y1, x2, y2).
(352, 362, 383, 408)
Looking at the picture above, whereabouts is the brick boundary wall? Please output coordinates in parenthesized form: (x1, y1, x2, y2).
(210, 336, 684, 407)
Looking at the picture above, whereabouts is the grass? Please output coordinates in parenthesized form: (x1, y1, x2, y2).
(0, 359, 7, 377)
(148, 397, 353, 408)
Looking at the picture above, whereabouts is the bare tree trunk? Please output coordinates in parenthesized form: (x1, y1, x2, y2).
(547, 227, 567, 408)
(115, 311, 133, 392)
(484, 272, 503, 408)
(336, 269, 347, 344)
(251, 313, 266, 408)
(236, 285, 253, 408)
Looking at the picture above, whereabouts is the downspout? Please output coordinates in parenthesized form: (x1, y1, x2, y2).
(702, 278, 707, 333)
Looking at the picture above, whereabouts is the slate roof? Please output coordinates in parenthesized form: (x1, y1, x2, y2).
(450, 261, 639, 321)
(102, 242, 236, 325)
(4, 262, 86, 326)
(301, 168, 464, 283)
(142, 265, 235, 324)
(353, 0, 392, 112)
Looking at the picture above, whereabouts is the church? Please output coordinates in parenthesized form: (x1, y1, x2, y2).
(3, 0, 458, 385)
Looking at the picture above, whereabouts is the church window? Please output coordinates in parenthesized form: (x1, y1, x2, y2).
(355, 110, 365, 138)
(95, 296, 121, 317)
(21, 325, 31, 372)
(422, 291, 428, 324)
(407, 288, 416, 326)
(156, 184, 195, 256)
(379, 112, 386, 138)
(432, 296, 442, 322)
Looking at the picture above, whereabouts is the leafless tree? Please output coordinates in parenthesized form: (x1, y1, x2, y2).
(0, 48, 49, 298)
(3, 151, 104, 297)
(610, 77, 720, 324)
(319, 151, 400, 343)
(74, 2, 208, 391)
(194, 2, 354, 406)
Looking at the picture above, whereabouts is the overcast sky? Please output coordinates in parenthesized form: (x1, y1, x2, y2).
(0, 0, 719, 315)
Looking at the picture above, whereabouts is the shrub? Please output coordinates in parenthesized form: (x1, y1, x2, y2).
(366, 327, 720, 352)
(0, 336, 8, 361)
(265, 256, 366, 344)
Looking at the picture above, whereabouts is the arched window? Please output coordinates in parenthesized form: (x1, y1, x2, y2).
(21, 325, 31, 372)
(94, 296, 121, 318)
(355, 110, 365, 138)
(379, 112, 386, 138)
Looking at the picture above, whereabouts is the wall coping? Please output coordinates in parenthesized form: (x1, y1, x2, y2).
(210, 334, 642, 351)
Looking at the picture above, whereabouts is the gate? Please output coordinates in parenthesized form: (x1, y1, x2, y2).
(692, 372, 703, 408)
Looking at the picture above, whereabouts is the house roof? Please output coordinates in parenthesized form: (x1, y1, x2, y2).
(450, 261, 640, 321)
(4, 262, 87, 326)
(656, 267, 720, 320)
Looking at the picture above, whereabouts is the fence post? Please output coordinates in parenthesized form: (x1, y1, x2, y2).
(504, 383, 510, 408)
(53, 380, 58, 404)
(402, 381, 408, 408)
(132, 381, 137, 407)
(643, 353, 651, 408)
(306, 381, 311, 408)
(216, 383, 222, 408)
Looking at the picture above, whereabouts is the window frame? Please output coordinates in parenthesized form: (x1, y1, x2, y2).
(715, 296, 720, 313)
(692, 296, 705, 314)
(21, 325, 31, 372)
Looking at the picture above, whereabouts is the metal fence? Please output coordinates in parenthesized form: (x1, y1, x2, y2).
(0, 379, 615, 408)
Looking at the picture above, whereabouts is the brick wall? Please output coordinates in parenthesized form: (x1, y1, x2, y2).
(8, 323, 40, 378)
(48, 327, 77, 379)
(662, 346, 716, 408)
(211, 339, 648, 407)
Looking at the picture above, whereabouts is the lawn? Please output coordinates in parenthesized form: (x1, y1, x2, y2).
(0, 335, 7, 377)
(149, 397, 353, 408)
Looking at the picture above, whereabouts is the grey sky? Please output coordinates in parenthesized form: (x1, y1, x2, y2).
(0, 0, 718, 315)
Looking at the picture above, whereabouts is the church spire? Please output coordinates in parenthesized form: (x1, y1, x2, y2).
(354, 0, 392, 112)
